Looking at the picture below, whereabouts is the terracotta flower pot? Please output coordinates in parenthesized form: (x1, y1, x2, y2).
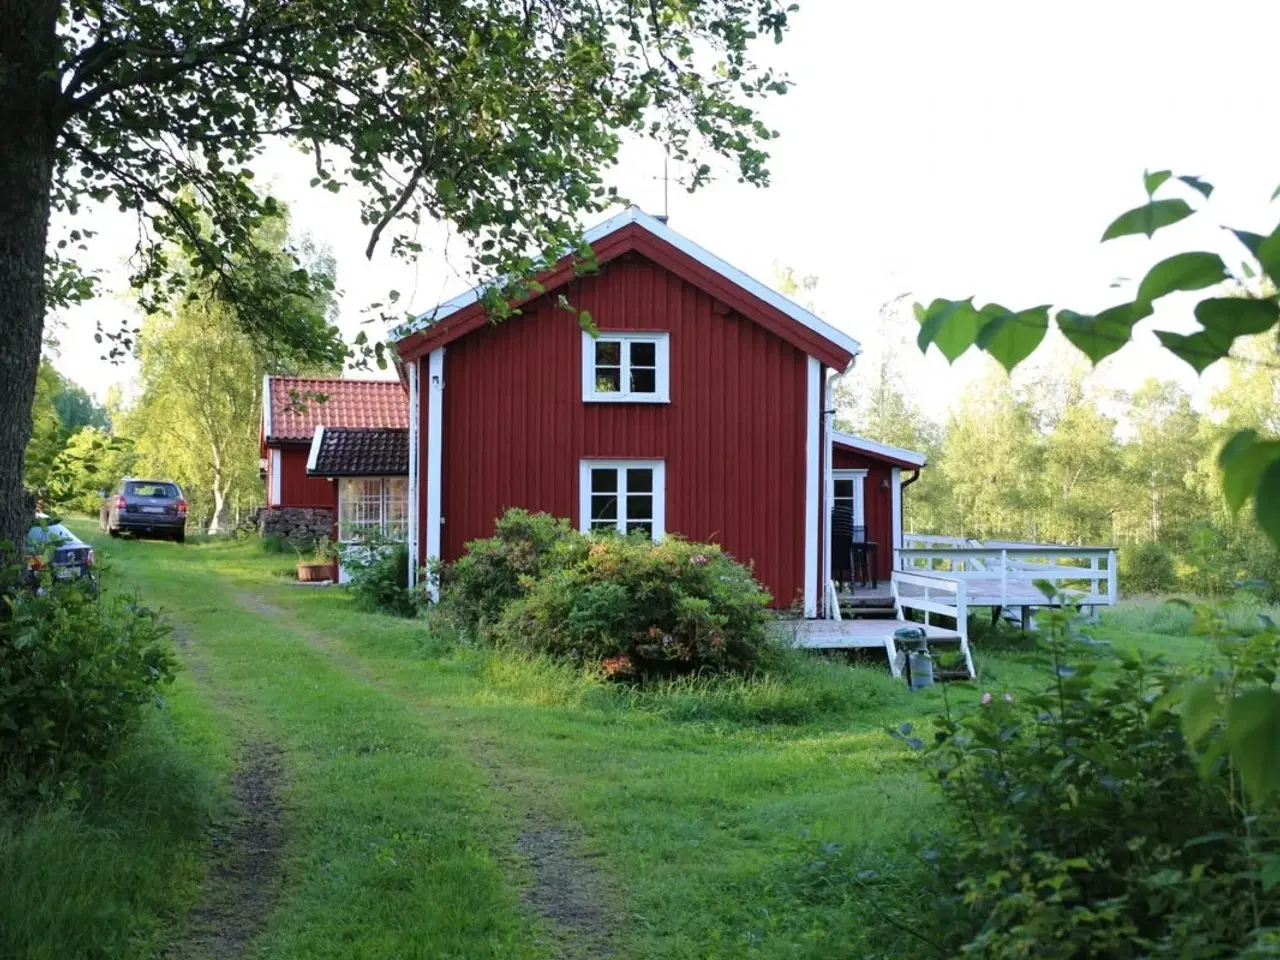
(296, 562, 333, 582)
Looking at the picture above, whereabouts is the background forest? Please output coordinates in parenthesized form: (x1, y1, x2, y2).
(28, 207, 340, 534)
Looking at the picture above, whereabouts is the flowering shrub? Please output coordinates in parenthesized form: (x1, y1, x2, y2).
(442, 509, 584, 631)
(489, 532, 773, 676)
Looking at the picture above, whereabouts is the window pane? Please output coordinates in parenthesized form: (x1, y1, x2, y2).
(591, 495, 618, 521)
(339, 477, 384, 541)
(627, 495, 652, 520)
(591, 468, 617, 493)
(591, 520, 618, 533)
(626, 521, 653, 537)
(594, 368, 621, 393)
(595, 340, 621, 365)
(834, 479, 854, 499)
(629, 368, 656, 394)
(626, 468, 652, 493)
(629, 341, 656, 367)
(384, 477, 409, 542)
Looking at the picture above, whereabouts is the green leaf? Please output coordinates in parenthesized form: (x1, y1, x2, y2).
(1056, 300, 1152, 364)
(1230, 228, 1266, 258)
(1218, 429, 1280, 511)
(975, 304, 1050, 371)
(1195, 297, 1279, 337)
(1101, 199, 1194, 242)
(1177, 175, 1213, 199)
(1257, 226, 1280, 286)
(915, 298, 984, 364)
(1258, 457, 1280, 549)
(1136, 252, 1228, 305)
(1180, 678, 1220, 745)
(1155, 328, 1233, 374)
(1273, 183, 1280, 202)
(1224, 688, 1280, 802)
(1144, 169, 1171, 196)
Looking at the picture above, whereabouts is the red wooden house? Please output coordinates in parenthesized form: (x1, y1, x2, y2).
(394, 207, 926, 617)
(261, 377, 409, 535)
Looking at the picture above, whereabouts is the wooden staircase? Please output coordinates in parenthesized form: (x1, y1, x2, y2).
(830, 580, 976, 683)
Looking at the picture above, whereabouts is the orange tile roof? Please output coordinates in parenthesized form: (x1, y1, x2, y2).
(265, 377, 408, 443)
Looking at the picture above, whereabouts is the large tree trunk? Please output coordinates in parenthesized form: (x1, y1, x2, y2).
(0, 0, 61, 558)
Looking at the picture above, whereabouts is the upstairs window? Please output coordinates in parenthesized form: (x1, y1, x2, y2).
(579, 460, 665, 539)
(582, 331, 670, 403)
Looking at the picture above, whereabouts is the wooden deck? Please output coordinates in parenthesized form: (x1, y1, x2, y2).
(782, 617, 962, 650)
(777, 616, 974, 680)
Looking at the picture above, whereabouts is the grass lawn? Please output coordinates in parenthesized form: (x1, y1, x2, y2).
(2, 519, 1238, 959)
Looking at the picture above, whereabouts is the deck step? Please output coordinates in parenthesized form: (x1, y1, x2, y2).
(842, 607, 899, 620)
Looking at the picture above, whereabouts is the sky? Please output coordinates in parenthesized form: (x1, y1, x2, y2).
(44, 0, 1280, 421)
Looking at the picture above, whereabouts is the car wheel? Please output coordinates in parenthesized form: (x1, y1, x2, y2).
(174, 529, 185, 544)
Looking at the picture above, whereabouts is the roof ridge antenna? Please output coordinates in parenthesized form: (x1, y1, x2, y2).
(653, 146, 670, 225)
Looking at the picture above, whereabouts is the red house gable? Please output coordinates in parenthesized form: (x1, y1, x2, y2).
(396, 207, 859, 372)
(394, 209, 864, 615)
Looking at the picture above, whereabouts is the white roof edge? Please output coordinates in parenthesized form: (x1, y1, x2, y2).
(262, 374, 273, 437)
(305, 425, 325, 474)
(396, 206, 861, 362)
(831, 430, 927, 467)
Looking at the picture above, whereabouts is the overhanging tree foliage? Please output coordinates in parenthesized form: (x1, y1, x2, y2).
(914, 171, 1280, 805)
(914, 172, 1280, 547)
(0, 0, 796, 555)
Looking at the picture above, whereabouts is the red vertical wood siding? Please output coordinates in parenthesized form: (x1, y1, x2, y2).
(277, 446, 338, 510)
(832, 448, 894, 581)
(433, 253, 811, 608)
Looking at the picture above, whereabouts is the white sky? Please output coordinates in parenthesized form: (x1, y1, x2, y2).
(44, 0, 1280, 421)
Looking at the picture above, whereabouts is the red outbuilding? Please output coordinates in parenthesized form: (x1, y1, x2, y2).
(394, 207, 927, 617)
(260, 376, 408, 529)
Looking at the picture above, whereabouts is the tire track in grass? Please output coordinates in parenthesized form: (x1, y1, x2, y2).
(163, 626, 289, 959)
(228, 589, 621, 959)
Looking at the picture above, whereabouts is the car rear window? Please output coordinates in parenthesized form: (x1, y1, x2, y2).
(125, 482, 179, 498)
(27, 524, 75, 545)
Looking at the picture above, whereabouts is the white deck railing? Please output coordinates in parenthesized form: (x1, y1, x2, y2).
(891, 571, 970, 637)
(894, 538, 1118, 609)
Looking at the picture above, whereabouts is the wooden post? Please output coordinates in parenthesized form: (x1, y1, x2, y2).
(1107, 549, 1118, 604)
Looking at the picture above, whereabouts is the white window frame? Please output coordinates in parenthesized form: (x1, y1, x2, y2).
(578, 459, 666, 539)
(831, 469, 867, 530)
(338, 476, 409, 543)
(581, 331, 670, 403)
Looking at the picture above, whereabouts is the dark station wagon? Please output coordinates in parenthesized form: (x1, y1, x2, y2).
(100, 478, 188, 542)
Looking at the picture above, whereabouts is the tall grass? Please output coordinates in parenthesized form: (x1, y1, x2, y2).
(471, 644, 911, 727)
(1104, 594, 1280, 638)
(0, 700, 226, 959)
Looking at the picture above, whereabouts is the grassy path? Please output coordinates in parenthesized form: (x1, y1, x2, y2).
(16, 522, 994, 959)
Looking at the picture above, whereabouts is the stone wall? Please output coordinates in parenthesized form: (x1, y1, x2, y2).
(258, 506, 335, 547)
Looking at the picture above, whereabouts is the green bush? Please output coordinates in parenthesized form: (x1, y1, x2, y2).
(442, 509, 583, 631)
(342, 537, 420, 617)
(1, 579, 176, 800)
(490, 533, 773, 676)
(886, 608, 1280, 957)
(1119, 540, 1178, 595)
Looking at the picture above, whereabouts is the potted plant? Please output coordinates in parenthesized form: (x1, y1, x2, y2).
(296, 537, 337, 582)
